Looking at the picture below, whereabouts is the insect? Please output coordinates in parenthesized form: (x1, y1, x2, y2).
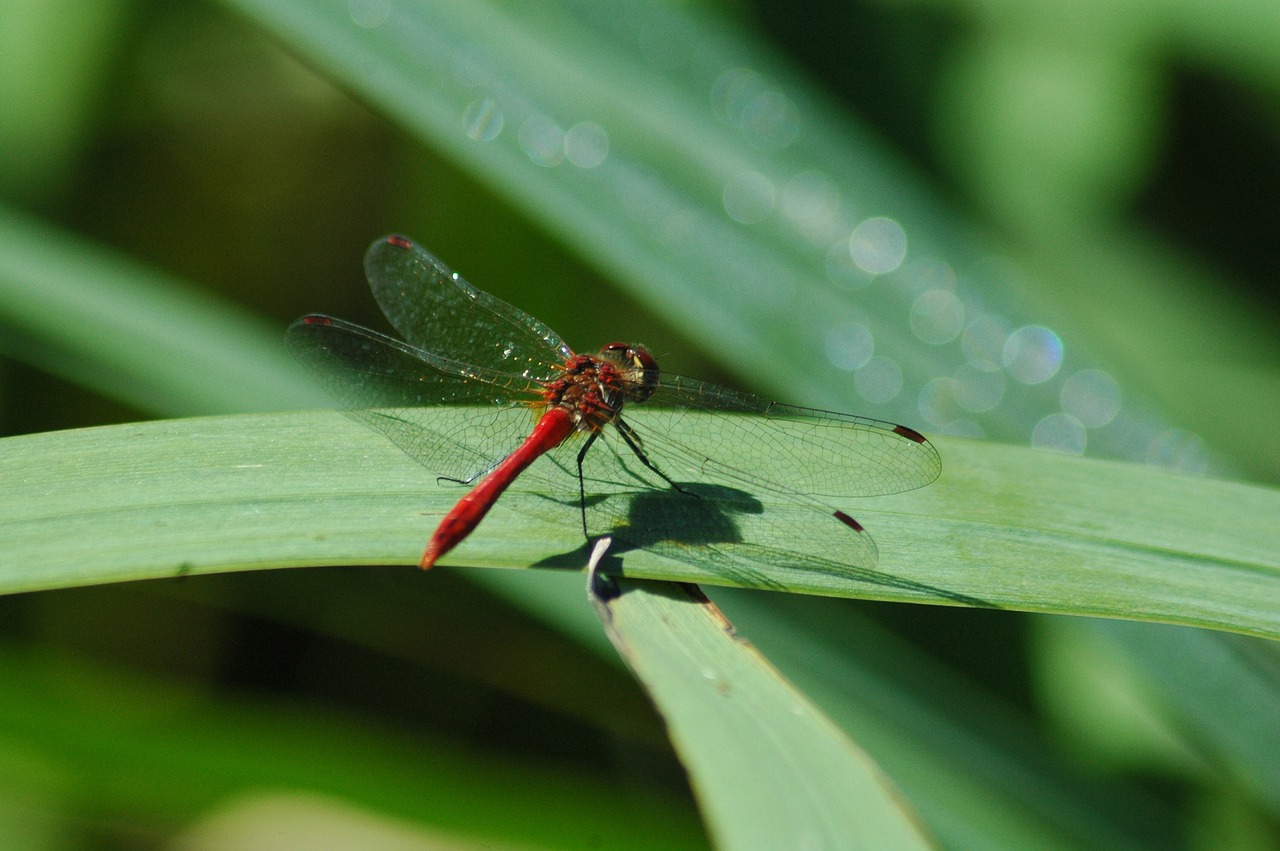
(288, 235, 940, 573)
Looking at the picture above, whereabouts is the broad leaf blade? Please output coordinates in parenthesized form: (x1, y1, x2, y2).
(2, 412, 1276, 641)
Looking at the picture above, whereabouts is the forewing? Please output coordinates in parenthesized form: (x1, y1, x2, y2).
(628, 374, 942, 500)
(363, 235, 573, 378)
(286, 315, 546, 484)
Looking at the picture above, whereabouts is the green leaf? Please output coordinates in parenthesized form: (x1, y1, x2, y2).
(0, 643, 705, 850)
(3, 412, 1276, 641)
(591, 571, 934, 850)
(1078, 619, 1280, 817)
(218, 0, 1280, 480)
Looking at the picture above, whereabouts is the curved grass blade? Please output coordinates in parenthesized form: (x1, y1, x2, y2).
(1, 412, 1276, 642)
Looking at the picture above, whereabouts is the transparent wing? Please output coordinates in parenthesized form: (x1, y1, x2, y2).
(292, 239, 941, 576)
(624, 374, 942, 499)
(562, 439, 885, 579)
(287, 314, 556, 485)
(363, 235, 573, 380)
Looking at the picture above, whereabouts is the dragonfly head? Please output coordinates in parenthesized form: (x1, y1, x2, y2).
(599, 342, 660, 403)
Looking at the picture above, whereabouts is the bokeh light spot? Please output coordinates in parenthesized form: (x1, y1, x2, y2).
(722, 171, 775, 224)
(961, 314, 1010, 372)
(462, 99, 504, 142)
(910, 289, 965, 345)
(1004, 325, 1063, 384)
(917, 377, 960, 427)
(825, 323, 874, 371)
(849, 216, 907, 275)
(518, 114, 564, 166)
(564, 121, 609, 168)
(710, 67, 799, 149)
(1060, 368, 1121, 428)
(1032, 414, 1087, 455)
(855, 355, 902, 403)
(1146, 429, 1208, 473)
(952, 363, 1006, 412)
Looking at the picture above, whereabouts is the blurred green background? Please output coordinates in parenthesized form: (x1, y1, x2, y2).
(1, 0, 1277, 848)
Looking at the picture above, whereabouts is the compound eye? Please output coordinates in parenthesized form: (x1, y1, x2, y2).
(600, 342, 654, 367)
(629, 345, 657, 373)
(598, 342, 659, 400)
(625, 345, 660, 401)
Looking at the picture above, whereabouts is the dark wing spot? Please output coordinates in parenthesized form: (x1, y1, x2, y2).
(833, 510, 865, 532)
(893, 424, 928, 444)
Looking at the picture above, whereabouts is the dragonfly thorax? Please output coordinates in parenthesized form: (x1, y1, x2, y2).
(541, 345, 660, 432)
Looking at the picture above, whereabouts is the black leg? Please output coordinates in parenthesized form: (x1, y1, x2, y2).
(614, 418, 694, 496)
(575, 431, 602, 538)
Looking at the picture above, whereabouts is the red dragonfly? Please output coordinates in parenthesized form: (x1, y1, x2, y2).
(288, 235, 940, 576)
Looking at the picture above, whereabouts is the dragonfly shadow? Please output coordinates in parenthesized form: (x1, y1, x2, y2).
(535, 484, 992, 608)
(618, 482, 762, 546)
(531, 482, 758, 574)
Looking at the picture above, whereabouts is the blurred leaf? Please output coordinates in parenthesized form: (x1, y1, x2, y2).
(0, 643, 705, 850)
(1090, 619, 1280, 819)
(1031, 615, 1280, 826)
(0, 204, 321, 417)
(219, 0, 1280, 483)
(0, 0, 130, 200)
(219, 0, 1041, 435)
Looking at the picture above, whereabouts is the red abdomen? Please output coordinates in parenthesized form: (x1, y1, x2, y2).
(420, 407, 575, 568)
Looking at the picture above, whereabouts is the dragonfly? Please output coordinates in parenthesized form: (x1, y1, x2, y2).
(287, 235, 941, 575)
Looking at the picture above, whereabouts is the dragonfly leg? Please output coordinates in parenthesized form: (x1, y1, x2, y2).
(574, 431, 602, 539)
(614, 418, 695, 497)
